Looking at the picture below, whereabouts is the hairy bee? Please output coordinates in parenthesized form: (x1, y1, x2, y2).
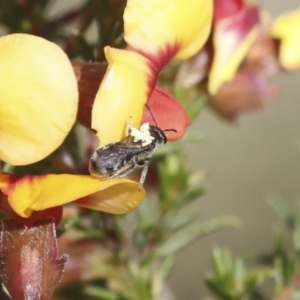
(90, 110, 175, 186)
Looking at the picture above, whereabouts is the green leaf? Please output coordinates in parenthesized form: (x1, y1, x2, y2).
(157, 256, 175, 282)
(207, 248, 272, 299)
(293, 223, 300, 252)
(155, 217, 240, 257)
(135, 196, 157, 228)
(163, 204, 202, 232)
(176, 187, 206, 206)
(187, 94, 207, 121)
(85, 286, 118, 300)
(152, 256, 175, 299)
(244, 268, 273, 294)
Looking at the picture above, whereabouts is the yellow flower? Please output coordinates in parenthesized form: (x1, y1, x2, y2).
(0, 0, 212, 219)
(271, 9, 300, 70)
(0, 172, 145, 218)
(92, 0, 212, 147)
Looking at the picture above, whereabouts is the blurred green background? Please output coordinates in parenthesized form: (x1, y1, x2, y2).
(169, 1, 300, 299)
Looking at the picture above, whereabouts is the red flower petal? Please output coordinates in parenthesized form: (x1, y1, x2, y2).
(209, 1, 260, 94)
(73, 62, 107, 128)
(214, 0, 244, 21)
(142, 86, 190, 141)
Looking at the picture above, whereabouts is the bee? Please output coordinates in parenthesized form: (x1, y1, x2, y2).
(89, 106, 175, 187)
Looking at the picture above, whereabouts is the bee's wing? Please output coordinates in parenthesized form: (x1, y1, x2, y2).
(93, 141, 148, 168)
(119, 135, 135, 146)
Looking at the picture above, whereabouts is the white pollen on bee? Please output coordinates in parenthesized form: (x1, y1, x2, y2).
(139, 122, 150, 132)
(130, 122, 154, 146)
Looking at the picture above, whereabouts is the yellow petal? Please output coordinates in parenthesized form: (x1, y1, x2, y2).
(271, 9, 300, 70)
(0, 172, 145, 218)
(124, 0, 212, 61)
(92, 47, 152, 147)
(75, 181, 145, 214)
(0, 34, 78, 165)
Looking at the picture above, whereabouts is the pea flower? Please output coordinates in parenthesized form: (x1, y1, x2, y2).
(208, 0, 261, 94)
(0, 0, 213, 220)
(0, 34, 143, 219)
(75, 63, 190, 142)
(92, 0, 213, 147)
(208, 62, 278, 120)
(176, 0, 261, 95)
(0, 2, 213, 298)
(271, 8, 300, 70)
(176, 0, 277, 121)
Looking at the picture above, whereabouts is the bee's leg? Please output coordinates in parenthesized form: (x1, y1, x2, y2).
(135, 157, 150, 188)
(127, 116, 133, 135)
(134, 156, 150, 188)
(139, 163, 149, 188)
(110, 160, 136, 178)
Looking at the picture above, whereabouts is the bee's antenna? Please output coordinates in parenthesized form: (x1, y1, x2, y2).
(145, 104, 177, 133)
(145, 103, 158, 127)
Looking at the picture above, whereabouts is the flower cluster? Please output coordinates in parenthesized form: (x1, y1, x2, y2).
(0, 0, 212, 222)
(176, 0, 300, 121)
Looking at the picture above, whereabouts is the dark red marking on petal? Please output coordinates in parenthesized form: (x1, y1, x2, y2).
(128, 43, 182, 122)
(0, 191, 62, 226)
(0, 173, 62, 224)
(128, 42, 181, 77)
(142, 86, 190, 141)
(0, 173, 46, 195)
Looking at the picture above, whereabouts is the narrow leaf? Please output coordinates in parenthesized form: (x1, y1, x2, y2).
(155, 217, 240, 256)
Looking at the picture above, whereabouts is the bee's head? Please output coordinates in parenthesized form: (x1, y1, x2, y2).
(145, 104, 177, 145)
(149, 125, 166, 145)
(149, 126, 177, 145)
